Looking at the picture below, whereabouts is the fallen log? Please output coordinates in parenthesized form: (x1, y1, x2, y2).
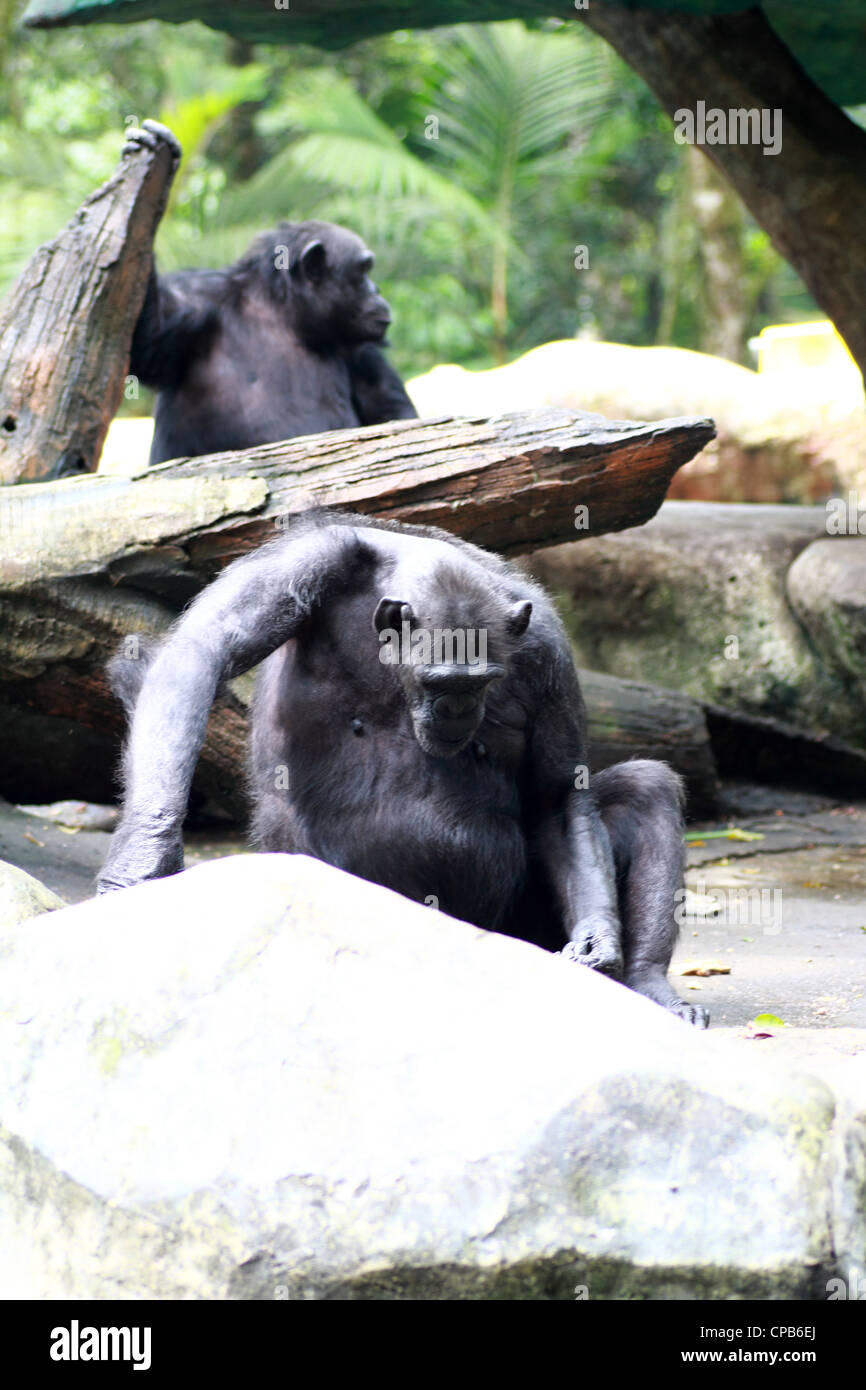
(7, 634, 862, 822)
(0, 405, 714, 811)
(1, 406, 715, 590)
(0, 656, 723, 820)
(582, 671, 721, 818)
(0, 125, 178, 483)
(705, 705, 866, 800)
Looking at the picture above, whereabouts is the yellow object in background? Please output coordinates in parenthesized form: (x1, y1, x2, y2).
(98, 416, 154, 475)
(753, 320, 859, 376)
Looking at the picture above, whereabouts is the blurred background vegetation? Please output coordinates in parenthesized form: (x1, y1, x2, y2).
(0, 3, 826, 397)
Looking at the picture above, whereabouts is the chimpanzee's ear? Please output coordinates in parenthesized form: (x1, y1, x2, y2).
(298, 239, 327, 282)
(506, 600, 532, 637)
(373, 598, 414, 634)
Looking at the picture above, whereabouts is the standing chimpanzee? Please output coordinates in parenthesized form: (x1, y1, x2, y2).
(98, 511, 708, 1028)
(123, 122, 418, 466)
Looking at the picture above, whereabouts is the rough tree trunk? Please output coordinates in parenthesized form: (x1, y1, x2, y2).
(0, 131, 177, 483)
(580, 5, 866, 388)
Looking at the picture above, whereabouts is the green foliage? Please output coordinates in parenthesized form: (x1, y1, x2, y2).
(0, 6, 820, 376)
(412, 22, 616, 359)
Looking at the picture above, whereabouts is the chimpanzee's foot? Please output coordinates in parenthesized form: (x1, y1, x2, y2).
(627, 967, 710, 1029)
(561, 915, 624, 979)
(670, 999, 710, 1029)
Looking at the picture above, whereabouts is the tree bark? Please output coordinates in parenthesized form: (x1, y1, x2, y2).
(580, 5, 866, 388)
(0, 405, 713, 812)
(0, 407, 715, 594)
(0, 129, 177, 483)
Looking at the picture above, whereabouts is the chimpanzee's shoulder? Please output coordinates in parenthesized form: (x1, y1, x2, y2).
(160, 266, 233, 305)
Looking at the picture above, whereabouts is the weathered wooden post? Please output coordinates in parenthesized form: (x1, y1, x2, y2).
(0, 122, 178, 483)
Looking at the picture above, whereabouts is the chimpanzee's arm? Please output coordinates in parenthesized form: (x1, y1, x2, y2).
(121, 120, 210, 391)
(98, 525, 369, 894)
(347, 344, 419, 425)
(527, 643, 623, 974)
(129, 265, 219, 389)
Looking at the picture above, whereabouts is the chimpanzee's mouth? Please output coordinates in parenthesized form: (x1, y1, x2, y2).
(415, 721, 474, 757)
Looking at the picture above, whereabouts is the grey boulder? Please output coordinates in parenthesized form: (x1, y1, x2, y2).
(0, 853, 860, 1299)
(528, 501, 866, 751)
(787, 537, 866, 693)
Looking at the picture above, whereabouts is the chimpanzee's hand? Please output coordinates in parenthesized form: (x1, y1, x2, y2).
(122, 119, 182, 168)
(96, 817, 184, 894)
(561, 913, 624, 979)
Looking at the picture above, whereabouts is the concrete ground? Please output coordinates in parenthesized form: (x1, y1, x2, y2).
(678, 802, 866, 1031)
(3, 791, 865, 1044)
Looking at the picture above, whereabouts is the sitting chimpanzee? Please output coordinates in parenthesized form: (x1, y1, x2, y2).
(98, 511, 708, 1028)
(124, 123, 418, 466)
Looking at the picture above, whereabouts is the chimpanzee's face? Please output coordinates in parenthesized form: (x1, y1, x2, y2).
(373, 594, 531, 759)
(290, 224, 392, 346)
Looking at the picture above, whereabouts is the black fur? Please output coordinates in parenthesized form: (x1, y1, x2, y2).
(99, 512, 708, 1027)
(130, 221, 418, 466)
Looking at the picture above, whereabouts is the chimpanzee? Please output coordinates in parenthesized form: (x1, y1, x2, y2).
(98, 511, 708, 1028)
(123, 122, 418, 467)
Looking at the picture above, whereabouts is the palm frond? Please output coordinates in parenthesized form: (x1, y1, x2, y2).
(255, 69, 492, 231)
(427, 22, 614, 198)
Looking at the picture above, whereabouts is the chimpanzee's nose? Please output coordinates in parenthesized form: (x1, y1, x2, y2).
(433, 692, 478, 719)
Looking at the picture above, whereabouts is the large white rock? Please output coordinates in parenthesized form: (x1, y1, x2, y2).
(0, 854, 859, 1299)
